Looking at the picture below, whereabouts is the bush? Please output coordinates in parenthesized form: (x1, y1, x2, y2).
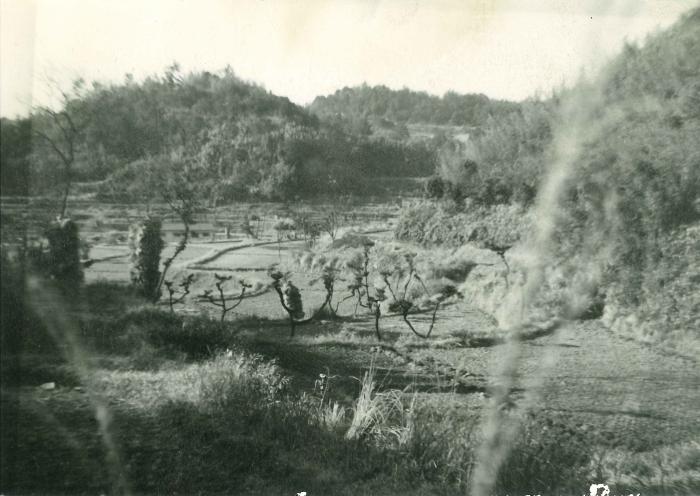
(424, 176, 445, 199)
(46, 217, 83, 286)
(128, 217, 164, 301)
(394, 201, 530, 248)
(198, 351, 290, 415)
(95, 307, 232, 359)
(603, 225, 700, 356)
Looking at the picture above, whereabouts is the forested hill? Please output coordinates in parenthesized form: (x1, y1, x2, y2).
(1, 66, 437, 201)
(309, 84, 519, 127)
(397, 8, 699, 353)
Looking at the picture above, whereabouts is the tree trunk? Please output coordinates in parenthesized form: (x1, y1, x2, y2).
(374, 307, 382, 341)
(60, 180, 70, 218)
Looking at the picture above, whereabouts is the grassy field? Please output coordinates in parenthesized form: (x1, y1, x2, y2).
(2, 202, 699, 496)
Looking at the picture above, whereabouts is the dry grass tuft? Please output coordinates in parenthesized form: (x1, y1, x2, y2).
(345, 360, 415, 448)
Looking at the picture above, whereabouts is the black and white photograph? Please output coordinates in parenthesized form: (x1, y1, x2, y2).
(1, 1, 699, 495)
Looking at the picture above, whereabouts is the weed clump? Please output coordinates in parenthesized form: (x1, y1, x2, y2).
(346, 360, 415, 448)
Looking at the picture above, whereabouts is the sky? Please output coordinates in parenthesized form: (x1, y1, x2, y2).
(1, 0, 697, 117)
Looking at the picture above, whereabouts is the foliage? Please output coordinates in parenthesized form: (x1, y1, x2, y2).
(375, 245, 450, 338)
(45, 217, 84, 286)
(268, 268, 306, 336)
(603, 225, 700, 356)
(345, 239, 386, 340)
(424, 175, 445, 199)
(128, 217, 163, 302)
(6, 67, 438, 202)
(295, 251, 346, 317)
(535, 10, 700, 343)
(291, 210, 322, 247)
(197, 351, 290, 416)
(107, 307, 231, 360)
(411, 10, 700, 344)
(395, 201, 530, 248)
(309, 84, 518, 127)
(0, 118, 32, 196)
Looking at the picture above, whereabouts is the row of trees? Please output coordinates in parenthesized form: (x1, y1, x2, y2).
(126, 214, 449, 341)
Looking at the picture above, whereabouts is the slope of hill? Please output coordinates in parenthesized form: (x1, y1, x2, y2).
(1, 67, 437, 202)
(397, 7, 700, 353)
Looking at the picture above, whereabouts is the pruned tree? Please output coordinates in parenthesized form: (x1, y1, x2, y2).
(268, 265, 345, 337)
(384, 266, 449, 339)
(198, 274, 251, 323)
(484, 240, 513, 289)
(269, 268, 304, 337)
(164, 273, 195, 312)
(345, 239, 386, 340)
(371, 247, 450, 339)
(296, 252, 350, 318)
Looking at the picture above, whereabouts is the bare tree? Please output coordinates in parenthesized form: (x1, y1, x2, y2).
(151, 152, 201, 297)
(164, 273, 195, 312)
(198, 274, 251, 323)
(32, 79, 89, 217)
(345, 240, 386, 340)
(323, 210, 341, 241)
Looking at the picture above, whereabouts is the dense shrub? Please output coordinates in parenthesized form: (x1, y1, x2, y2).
(423, 176, 445, 199)
(395, 201, 530, 248)
(46, 217, 83, 286)
(128, 217, 164, 301)
(92, 307, 231, 360)
(197, 351, 290, 416)
(603, 225, 700, 356)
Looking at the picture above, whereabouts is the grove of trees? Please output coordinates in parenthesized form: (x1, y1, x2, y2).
(1, 65, 442, 205)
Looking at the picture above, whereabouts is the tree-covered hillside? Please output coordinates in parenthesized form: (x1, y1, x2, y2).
(309, 84, 518, 128)
(399, 8, 700, 353)
(1, 65, 437, 202)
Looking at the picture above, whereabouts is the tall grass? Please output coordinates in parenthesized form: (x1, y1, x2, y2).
(345, 360, 415, 448)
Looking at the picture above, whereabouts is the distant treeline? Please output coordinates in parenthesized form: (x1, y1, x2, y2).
(0, 65, 440, 201)
(309, 84, 518, 127)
